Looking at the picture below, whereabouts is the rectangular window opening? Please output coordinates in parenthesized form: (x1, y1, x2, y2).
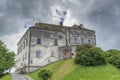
(51, 51, 55, 57)
(54, 39, 58, 46)
(36, 51, 41, 58)
(37, 38, 41, 44)
(81, 39, 84, 44)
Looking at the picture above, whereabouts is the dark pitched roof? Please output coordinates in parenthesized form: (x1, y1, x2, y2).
(31, 22, 95, 32)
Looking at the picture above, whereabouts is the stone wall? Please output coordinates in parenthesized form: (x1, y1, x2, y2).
(16, 23, 96, 73)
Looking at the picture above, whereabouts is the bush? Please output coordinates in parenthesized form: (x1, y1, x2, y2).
(38, 69, 52, 80)
(75, 44, 106, 66)
(104, 49, 120, 68)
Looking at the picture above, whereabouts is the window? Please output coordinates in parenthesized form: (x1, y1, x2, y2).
(51, 51, 55, 57)
(26, 39, 28, 47)
(80, 31, 84, 36)
(30, 60, 33, 64)
(23, 55, 24, 61)
(36, 51, 41, 58)
(74, 37, 78, 43)
(73, 30, 79, 35)
(21, 45, 22, 52)
(54, 39, 58, 46)
(81, 38, 84, 44)
(22, 43, 24, 50)
(87, 32, 91, 36)
(25, 53, 27, 59)
(88, 39, 92, 44)
(37, 38, 41, 44)
(23, 41, 25, 49)
(53, 32, 58, 38)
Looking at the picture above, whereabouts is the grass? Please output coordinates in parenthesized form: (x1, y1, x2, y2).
(28, 59, 120, 80)
(63, 64, 120, 80)
(0, 74, 11, 80)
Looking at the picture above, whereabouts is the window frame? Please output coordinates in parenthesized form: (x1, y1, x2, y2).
(36, 51, 41, 58)
(37, 38, 41, 44)
(81, 38, 84, 44)
(88, 39, 92, 44)
(51, 51, 55, 57)
(54, 39, 58, 46)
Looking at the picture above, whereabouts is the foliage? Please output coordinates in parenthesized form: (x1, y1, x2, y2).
(75, 44, 92, 65)
(38, 69, 52, 80)
(75, 44, 106, 66)
(104, 49, 120, 68)
(0, 40, 15, 76)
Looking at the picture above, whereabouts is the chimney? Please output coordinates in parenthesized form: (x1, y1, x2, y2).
(59, 21, 63, 26)
(79, 24, 84, 28)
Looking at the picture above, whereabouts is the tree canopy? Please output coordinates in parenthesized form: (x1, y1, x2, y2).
(104, 49, 120, 68)
(0, 40, 15, 76)
(75, 44, 106, 66)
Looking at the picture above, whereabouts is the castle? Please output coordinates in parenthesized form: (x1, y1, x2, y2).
(16, 22, 96, 73)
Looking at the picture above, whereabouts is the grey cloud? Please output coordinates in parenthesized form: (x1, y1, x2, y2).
(54, 0, 120, 50)
(85, 0, 120, 50)
(1, 0, 120, 50)
(0, 0, 53, 37)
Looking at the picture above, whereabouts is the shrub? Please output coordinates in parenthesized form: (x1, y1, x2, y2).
(104, 49, 120, 68)
(38, 69, 52, 80)
(75, 44, 106, 66)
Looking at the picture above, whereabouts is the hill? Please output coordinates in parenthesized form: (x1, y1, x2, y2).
(0, 74, 11, 80)
(28, 59, 120, 80)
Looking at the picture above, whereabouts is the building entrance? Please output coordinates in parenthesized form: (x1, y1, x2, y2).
(63, 47, 72, 59)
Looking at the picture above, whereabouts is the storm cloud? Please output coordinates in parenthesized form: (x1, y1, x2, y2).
(0, 0, 120, 52)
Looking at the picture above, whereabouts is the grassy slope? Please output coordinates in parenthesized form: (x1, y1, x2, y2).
(0, 74, 11, 80)
(28, 59, 120, 80)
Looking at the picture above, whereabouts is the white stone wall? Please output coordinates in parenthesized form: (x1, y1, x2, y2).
(16, 25, 96, 73)
(16, 30, 30, 72)
(29, 28, 66, 67)
(68, 29, 96, 46)
(30, 46, 59, 66)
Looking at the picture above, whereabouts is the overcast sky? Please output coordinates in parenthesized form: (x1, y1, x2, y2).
(0, 0, 120, 53)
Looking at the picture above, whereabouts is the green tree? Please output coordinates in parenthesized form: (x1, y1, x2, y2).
(75, 44, 106, 66)
(75, 44, 92, 65)
(0, 40, 15, 76)
(104, 49, 120, 68)
(38, 69, 52, 80)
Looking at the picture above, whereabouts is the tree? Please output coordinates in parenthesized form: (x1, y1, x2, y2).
(75, 44, 92, 65)
(104, 49, 120, 68)
(75, 44, 106, 66)
(38, 69, 52, 80)
(0, 40, 15, 76)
